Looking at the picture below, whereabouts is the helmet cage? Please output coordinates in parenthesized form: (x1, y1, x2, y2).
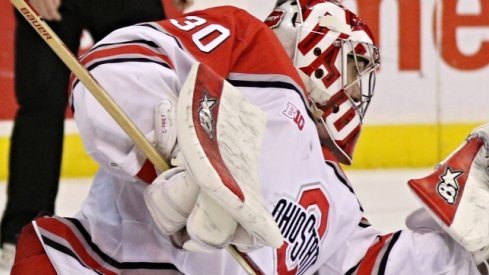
(341, 39, 380, 121)
(279, 0, 380, 164)
(306, 35, 379, 164)
(293, 23, 380, 115)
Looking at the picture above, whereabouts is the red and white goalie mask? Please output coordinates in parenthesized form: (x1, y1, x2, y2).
(266, 0, 380, 164)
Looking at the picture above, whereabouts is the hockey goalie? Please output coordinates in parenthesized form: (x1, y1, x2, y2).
(8, 0, 489, 274)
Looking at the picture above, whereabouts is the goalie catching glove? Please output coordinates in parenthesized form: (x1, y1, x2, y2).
(408, 123, 489, 263)
(145, 62, 283, 252)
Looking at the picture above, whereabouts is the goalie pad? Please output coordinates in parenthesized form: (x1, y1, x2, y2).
(176, 62, 283, 249)
(408, 123, 489, 254)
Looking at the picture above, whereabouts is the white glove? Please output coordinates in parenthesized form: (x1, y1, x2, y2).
(144, 154, 273, 252)
(184, 191, 269, 252)
(144, 166, 199, 235)
(145, 63, 283, 252)
(146, 99, 194, 235)
(408, 123, 489, 258)
(174, 63, 283, 250)
(149, 98, 241, 250)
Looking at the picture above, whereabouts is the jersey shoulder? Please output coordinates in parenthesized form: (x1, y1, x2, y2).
(157, 6, 299, 79)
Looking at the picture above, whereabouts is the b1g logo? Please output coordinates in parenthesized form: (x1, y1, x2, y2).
(282, 102, 305, 131)
(272, 185, 329, 275)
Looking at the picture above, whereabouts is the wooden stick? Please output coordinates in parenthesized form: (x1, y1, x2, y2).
(11, 0, 169, 172)
(10, 0, 261, 273)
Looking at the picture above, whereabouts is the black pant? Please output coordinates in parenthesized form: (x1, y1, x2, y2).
(1, 0, 165, 245)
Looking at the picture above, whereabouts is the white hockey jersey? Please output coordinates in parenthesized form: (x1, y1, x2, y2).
(33, 6, 478, 275)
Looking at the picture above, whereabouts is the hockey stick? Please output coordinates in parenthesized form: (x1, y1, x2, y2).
(10, 0, 262, 274)
(11, 0, 169, 173)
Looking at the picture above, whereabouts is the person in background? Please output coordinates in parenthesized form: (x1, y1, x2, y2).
(0, 0, 167, 269)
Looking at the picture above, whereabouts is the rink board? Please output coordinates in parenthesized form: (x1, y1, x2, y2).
(0, 122, 481, 180)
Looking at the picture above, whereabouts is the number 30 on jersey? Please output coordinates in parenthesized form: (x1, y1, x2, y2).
(170, 16, 230, 53)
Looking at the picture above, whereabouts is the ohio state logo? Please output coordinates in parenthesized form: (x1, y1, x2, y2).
(272, 185, 329, 275)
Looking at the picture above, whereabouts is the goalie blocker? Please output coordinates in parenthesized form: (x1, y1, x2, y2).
(408, 123, 489, 263)
(145, 62, 283, 252)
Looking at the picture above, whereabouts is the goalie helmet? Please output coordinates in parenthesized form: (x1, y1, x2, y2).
(266, 0, 380, 164)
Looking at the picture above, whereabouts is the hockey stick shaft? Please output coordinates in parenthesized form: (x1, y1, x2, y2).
(10, 0, 261, 274)
(10, 0, 169, 172)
